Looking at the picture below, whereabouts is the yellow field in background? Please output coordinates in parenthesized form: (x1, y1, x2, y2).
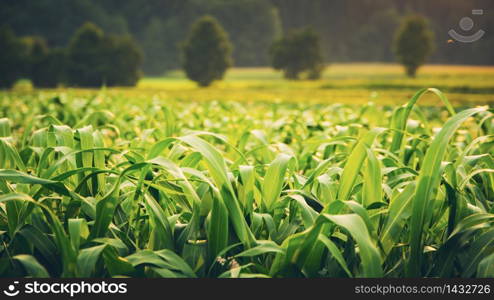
(12, 63, 494, 106)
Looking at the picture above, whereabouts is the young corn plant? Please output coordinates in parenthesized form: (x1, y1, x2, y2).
(0, 88, 492, 278)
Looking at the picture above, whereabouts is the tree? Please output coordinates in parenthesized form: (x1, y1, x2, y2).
(0, 0, 128, 47)
(393, 15, 435, 77)
(0, 26, 28, 88)
(136, 0, 281, 75)
(270, 27, 325, 80)
(103, 35, 143, 86)
(66, 22, 142, 87)
(182, 16, 233, 87)
(24, 36, 66, 88)
(2, 0, 494, 68)
(66, 22, 107, 87)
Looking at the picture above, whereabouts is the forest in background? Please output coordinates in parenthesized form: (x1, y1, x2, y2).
(1, 0, 493, 75)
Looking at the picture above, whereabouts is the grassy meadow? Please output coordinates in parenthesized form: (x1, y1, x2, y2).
(11, 63, 494, 106)
(137, 64, 494, 105)
(0, 63, 494, 278)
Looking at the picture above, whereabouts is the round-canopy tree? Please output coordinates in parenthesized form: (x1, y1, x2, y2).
(66, 22, 107, 87)
(182, 16, 233, 87)
(270, 27, 325, 80)
(393, 15, 435, 77)
(67, 22, 142, 87)
(103, 34, 143, 87)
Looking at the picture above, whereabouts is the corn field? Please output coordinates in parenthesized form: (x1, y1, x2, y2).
(0, 88, 493, 278)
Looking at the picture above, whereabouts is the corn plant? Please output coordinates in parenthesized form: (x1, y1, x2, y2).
(0, 88, 492, 278)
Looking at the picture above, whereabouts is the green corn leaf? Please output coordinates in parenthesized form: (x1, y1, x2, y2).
(14, 254, 50, 278)
(407, 107, 487, 277)
(321, 213, 383, 277)
(337, 128, 385, 202)
(263, 154, 291, 211)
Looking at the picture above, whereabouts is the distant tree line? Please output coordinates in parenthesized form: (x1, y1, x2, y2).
(0, 23, 142, 88)
(180, 16, 326, 86)
(181, 14, 434, 86)
(1, 13, 436, 89)
(271, 0, 493, 66)
(1, 0, 492, 77)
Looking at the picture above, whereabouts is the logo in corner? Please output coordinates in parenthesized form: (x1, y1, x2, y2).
(3, 281, 20, 297)
(448, 9, 485, 43)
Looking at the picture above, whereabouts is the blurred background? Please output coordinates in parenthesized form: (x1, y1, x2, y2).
(1, 0, 493, 75)
(1, 0, 493, 106)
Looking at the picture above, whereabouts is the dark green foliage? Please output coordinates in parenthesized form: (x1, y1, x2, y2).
(0, 26, 29, 88)
(202, 0, 281, 67)
(182, 16, 233, 87)
(270, 28, 325, 80)
(2, 1, 494, 69)
(25, 36, 49, 86)
(66, 22, 142, 87)
(66, 23, 107, 87)
(0, 23, 141, 89)
(103, 35, 143, 86)
(134, 0, 281, 74)
(0, 28, 67, 89)
(393, 15, 435, 77)
(25, 36, 66, 88)
(34, 48, 67, 88)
